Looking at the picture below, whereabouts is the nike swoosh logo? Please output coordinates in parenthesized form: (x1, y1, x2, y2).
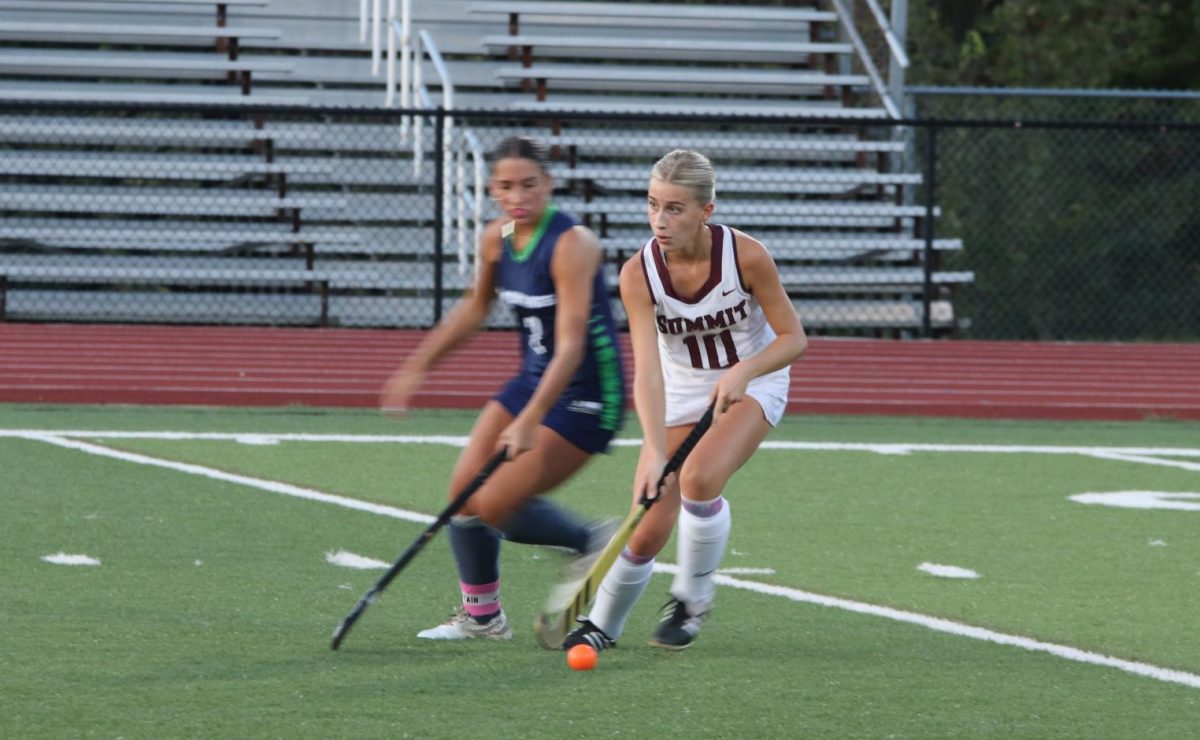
(694, 568, 717, 578)
(721, 288, 736, 296)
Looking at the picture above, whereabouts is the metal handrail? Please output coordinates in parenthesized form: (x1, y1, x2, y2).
(401, 28, 485, 269)
(411, 29, 455, 185)
(384, 0, 411, 111)
(412, 82, 433, 180)
(370, 0, 382, 75)
(862, 0, 910, 69)
(907, 85, 1200, 100)
(459, 129, 486, 274)
(826, 0, 903, 119)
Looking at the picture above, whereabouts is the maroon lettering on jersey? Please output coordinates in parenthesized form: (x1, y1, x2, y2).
(704, 311, 728, 330)
(681, 330, 740, 370)
(655, 299, 748, 336)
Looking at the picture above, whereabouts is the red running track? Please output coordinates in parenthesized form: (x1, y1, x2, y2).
(1, 323, 1198, 421)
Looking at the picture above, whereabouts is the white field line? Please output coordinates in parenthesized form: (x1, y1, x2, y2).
(15, 430, 1200, 691)
(1084, 451, 1200, 473)
(0, 429, 473, 446)
(3, 429, 1200, 459)
(26, 434, 435, 525)
(671, 564, 1200, 690)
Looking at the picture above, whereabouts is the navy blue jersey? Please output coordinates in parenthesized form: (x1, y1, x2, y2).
(496, 206, 624, 433)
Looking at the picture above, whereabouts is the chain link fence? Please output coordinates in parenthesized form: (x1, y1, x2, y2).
(911, 89, 1200, 340)
(1, 99, 1196, 341)
(0, 103, 435, 327)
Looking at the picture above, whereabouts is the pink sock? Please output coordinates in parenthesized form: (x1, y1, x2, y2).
(460, 580, 500, 620)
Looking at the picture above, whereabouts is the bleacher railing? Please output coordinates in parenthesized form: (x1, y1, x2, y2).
(2, 100, 1197, 341)
(410, 29, 484, 276)
(359, 5, 482, 276)
(827, 0, 909, 118)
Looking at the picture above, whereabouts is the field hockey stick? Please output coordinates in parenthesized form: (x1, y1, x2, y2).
(534, 402, 716, 649)
(330, 448, 508, 650)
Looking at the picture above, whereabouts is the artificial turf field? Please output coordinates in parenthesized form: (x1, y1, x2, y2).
(3, 404, 1199, 738)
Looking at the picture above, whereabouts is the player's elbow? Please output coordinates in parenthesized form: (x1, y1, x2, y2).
(782, 329, 808, 362)
(453, 291, 491, 327)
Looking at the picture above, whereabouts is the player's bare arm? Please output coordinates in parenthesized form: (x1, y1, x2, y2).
(620, 251, 670, 501)
(706, 233, 807, 416)
(380, 219, 503, 413)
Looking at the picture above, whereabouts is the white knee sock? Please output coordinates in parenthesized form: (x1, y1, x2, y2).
(670, 496, 731, 611)
(586, 549, 654, 639)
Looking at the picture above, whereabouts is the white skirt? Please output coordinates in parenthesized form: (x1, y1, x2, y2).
(663, 363, 790, 428)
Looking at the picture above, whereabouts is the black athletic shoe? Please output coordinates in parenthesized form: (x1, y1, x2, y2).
(561, 619, 616, 651)
(649, 596, 707, 650)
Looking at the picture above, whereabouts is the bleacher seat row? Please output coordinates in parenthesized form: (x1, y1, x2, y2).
(0, 0, 968, 335)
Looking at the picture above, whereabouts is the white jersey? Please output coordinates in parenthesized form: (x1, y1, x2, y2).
(639, 224, 790, 426)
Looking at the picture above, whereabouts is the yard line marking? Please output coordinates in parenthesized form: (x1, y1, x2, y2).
(21, 430, 1200, 692)
(24, 434, 436, 525)
(1070, 491, 1200, 511)
(3, 429, 1200, 459)
(1084, 451, 1200, 473)
(0, 429, 472, 446)
(649, 564, 1200, 691)
(325, 550, 390, 570)
(41, 552, 101, 566)
(755, 441, 1200, 457)
(916, 562, 980, 579)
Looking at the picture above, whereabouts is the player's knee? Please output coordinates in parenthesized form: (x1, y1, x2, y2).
(678, 463, 722, 501)
(472, 500, 505, 529)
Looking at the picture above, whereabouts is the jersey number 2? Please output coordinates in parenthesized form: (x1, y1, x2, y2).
(523, 316, 548, 355)
(682, 330, 738, 369)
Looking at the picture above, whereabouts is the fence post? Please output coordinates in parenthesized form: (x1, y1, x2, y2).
(433, 108, 445, 324)
(922, 123, 938, 338)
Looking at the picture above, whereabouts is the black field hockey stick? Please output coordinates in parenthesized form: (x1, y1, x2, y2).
(533, 402, 716, 649)
(330, 448, 508, 650)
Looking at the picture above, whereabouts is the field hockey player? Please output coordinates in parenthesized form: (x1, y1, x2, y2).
(563, 149, 807, 651)
(380, 135, 626, 641)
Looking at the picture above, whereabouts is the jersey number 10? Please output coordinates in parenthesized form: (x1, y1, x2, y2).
(682, 329, 739, 370)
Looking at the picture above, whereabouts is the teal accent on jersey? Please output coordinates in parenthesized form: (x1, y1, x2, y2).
(504, 204, 558, 263)
(589, 313, 624, 433)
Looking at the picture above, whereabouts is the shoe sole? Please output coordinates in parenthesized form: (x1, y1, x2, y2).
(647, 638, 694, 651)
(417, 632, 513, 641)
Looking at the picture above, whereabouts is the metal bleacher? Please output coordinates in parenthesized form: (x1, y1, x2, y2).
(0, 0, 433, 326)
(0, 0, 969, 335)
(409, 0, 969, 335)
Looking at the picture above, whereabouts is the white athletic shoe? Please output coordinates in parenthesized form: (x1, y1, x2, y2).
(416, 607, 512, 640)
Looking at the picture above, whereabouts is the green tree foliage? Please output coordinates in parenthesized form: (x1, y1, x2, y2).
(901, 2, 1200, 340)
(934, 124, 1200, 340)
(907, 0, 1200, 89)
